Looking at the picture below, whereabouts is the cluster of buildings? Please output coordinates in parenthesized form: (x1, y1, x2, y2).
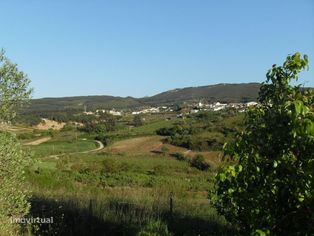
(131, 106, 174, 115)
(83, 109, 123, 116)
(132, 107, 160, 115)
(83, 101, 259, 117)
(183, 101, 259, 114)
(205, 101, 258, 112)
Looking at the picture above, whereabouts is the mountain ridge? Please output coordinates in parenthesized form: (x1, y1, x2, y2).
(27, 83, 263, 112)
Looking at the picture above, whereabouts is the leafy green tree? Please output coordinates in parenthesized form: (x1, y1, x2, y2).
(0, 49, 32, 235)
(133, 115, 143, 127)
(99, 113, 116, 131)
(211, 53, 314, 235)
(0, 49, 32, 121)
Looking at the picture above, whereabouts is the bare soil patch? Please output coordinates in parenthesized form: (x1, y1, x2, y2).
(35, 118, 66, 130)
(24, 137, 51, 145)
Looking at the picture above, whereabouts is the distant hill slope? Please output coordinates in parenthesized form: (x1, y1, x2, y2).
(140, 83, 261, 105)
(25, 83, 262, 113)
(28, 95, 141, 112)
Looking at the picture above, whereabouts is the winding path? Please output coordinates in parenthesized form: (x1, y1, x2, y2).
(48, 140, 104, 159)
(24, 136, 104, 159)
(24, 137, 52, 145)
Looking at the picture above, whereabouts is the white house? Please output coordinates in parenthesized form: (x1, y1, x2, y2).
(246, 102, 258, 107)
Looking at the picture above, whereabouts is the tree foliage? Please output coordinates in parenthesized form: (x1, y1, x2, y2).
(211, 53, 314, 235)
(0, 49, 32, 235)
(133, 115, 143, 127)
(0, 49, 32, 121)
(0, 133, 31, 235)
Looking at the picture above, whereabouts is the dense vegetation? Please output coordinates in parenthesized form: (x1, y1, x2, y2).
(20, 129, 234, 235)
(157, 111, 243, 151)
(212, 53, 314, 235)
(0, 49, 32, 235)
(6, 107, 242, 235)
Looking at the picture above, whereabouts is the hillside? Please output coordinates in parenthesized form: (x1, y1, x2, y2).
(24, 83, 261, 113)
(140, 83, 261, 105)
(26, 95, 141, 112)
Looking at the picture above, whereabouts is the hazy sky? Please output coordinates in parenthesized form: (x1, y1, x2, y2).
(1, 0, 313, 98)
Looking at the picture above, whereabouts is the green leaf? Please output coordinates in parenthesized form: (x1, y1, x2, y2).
(293, 100, 303, 115)
(254, 229, 267, 236)
(219, 173, 226, 182)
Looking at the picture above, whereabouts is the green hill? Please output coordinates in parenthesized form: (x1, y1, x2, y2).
(25, 83, 261, 113)
(140, 83, 261, 105)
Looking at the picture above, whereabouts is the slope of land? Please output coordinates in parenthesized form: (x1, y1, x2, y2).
(140, 83, 261, 105)
(104, 135, 222, 166)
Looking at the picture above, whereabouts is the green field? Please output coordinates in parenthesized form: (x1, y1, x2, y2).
(16, 111, 242, 235)
(25, 152, 233, 235)
(26, 140, 98, 158)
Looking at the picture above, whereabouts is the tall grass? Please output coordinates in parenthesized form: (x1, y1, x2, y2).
(23, 194, 234, 236)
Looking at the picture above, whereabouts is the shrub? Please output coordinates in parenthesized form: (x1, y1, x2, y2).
(160, 146, 169, 156)
(133, 115, 144, 127)
(102, 159, 130, 173)
(211, 53, 314, 235)
(137, 219, 172, 236)
(16, 132, 36, 140)
(95, 134, 111, 146)
(61, 123, 77, 131)
(172, 153, 188, 161)
(190, 155, 209, 171)
(0, 50, 32, 235)
(0, 133, 31, 235)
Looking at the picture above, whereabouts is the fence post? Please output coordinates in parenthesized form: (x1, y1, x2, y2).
(89, 199, 93, 214)
(169, 192, 173, 218)
(89, 199, 93, 232)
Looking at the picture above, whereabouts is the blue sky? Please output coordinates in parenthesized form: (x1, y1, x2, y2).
(1, 0, 313, 98)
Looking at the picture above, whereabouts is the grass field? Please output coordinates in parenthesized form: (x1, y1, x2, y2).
(25, 140, 98, 158)
(25, 150, 233, 235)
(16, 112, 242, 235)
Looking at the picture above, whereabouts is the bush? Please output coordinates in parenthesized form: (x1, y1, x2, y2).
(133, 115, 144, 127)
(16, 132, 36, 140)
(0, 133, 31, 235)
(0, 50, 32, 235)
(190, 155, 209, 171)
(79, 123, 107, 134)
(211, 53, 314, 235)
(137, 219, 172, 236)
(172, 153, 189, 162)
(61, 123, 77, 132)
(95, 134, 110, 146)
(156, 124, 194, 136)
(160, 146, 169, 155)
(102, 159, 130, 173)
(168, 135, 222, 151)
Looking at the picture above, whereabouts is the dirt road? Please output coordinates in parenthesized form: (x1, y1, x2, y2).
(24, 137, 52, 145)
